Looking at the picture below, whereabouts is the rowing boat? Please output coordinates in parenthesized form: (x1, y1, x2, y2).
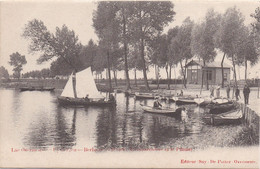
(172, 96, 196, 105)
(20, 87, 55, 92)
(203, 108, 243, 125)
(206, 101, 235, 114)
(194, 97, 212, 106)
(135, 92, 158, 99)
(141, 104, 181, 115)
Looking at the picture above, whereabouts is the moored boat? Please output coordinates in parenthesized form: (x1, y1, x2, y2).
(141, 104, 181, 115)
(57, 67, 116, 107)
(206, 101, 236, 114)
(203, 108, 243, 125)
(173, 96, 196, 105)
(135, 92, 158, 99)
(194, 97, 212, 106)
(20, 87, 55, 92)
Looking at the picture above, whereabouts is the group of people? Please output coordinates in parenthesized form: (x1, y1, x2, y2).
(234, 84, 250, 104)
(210, 84, 251, 104)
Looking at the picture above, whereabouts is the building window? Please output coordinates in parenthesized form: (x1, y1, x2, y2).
(206, 70, 212, 80)
(224, 73, 227, 81)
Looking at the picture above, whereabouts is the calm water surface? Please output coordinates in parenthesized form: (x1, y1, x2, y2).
(0, 89, 257, 151)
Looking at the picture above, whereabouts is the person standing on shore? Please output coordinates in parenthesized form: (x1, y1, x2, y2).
(226, 84, 231, 99)
(243, 84, 250, 104)
(235, 86, 241, 101)
(216, 85, 220, 98)
(210, 86, 214, 98)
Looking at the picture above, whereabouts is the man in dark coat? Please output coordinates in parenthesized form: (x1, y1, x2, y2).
(243, 84, 250, 104)
(235, 87, 240, 101)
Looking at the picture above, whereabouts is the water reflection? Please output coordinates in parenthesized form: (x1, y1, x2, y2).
(0, 89, 258, 151)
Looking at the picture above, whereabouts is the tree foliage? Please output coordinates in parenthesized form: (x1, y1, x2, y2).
(251, 6, 260, 33)
(130, 1, 175, 90)
(23, 19, 82, 71)
(169, 17, 193, 88)
(0, 66, 9, 79)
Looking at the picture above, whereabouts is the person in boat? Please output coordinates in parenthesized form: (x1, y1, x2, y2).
(153, 97, 162, 109)
(243, 84, 250, 104)
(235, 86, 241, 101)
(226, 84, 231, 99)
(210, 86, 214, 98)
(85, 94, 90, 102)
(109, 93, 115, 102)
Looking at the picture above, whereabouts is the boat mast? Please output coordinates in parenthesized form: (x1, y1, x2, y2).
(72, 70, 77, 98)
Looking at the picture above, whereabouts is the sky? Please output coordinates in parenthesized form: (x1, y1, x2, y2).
(0, 0, 260, 79)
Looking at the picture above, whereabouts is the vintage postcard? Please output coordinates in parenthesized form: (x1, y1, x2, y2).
(0, 0, 259, 168)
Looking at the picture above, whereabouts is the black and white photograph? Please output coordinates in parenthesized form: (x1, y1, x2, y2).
(0, 0, 259, 168)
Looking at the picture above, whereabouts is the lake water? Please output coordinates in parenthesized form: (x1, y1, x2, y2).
(0, 89, 258, 152)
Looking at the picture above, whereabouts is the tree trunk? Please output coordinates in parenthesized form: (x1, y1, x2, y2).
(134, 67, 137, 87)
(157, 65, 160, 89)
(72, 70, 77, 98)
(221, 53, 226, 88)
(244, 58, 247, 81)
(113, 69, 117, 87)
(180, 61, 186, 88)
(174, 65, 177, 93)
(140, 37, 150, 91)
(231, 54, 237, 87)
(168, 64, 172, 90)
(205, 60, 209, 90)
(122, 9, 131, 90)
(107, 51, 112, 92)
(200, 68, 204, 94)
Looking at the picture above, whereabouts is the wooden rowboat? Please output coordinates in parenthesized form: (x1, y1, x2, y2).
(206, 101, 235, 114)
(135, 92, 158, 99)
(203, 108, 243, 125)
(172, 96, 196, 105)
(194, 97, 212, 106)
(141, 104, 181, 115)
(20, 87, 55, 92)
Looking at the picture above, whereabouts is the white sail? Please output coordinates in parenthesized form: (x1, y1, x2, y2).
(61, 67, 104, 99)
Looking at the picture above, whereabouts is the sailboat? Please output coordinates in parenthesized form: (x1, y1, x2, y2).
(57, 67, 116, 106)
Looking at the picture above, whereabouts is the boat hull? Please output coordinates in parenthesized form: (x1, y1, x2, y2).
(203, 109, 243, 125)
(135, 93, 157, 99)
(206, 102, 235, 114)
(141, 105, 181, 115)
(20, 87, 55, 92)
(194, 98, 212, 106)
(57, 96, 116, 106)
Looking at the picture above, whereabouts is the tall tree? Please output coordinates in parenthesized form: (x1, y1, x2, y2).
(0, 66, 9, 79)
(23, 19, 82, 97)
(131, 1, 175, 90)
(236, 27, 259, 80)
(191, 9, 220, 90)
(170, 17, 193, 88)
(93, 2, 121, 92)
(166, 26, 179, 89)
(215, 7, 245, 88)
(9, 52, 27, 79)
(114, 2, 135, 90)
(149, 34, 168, 89)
